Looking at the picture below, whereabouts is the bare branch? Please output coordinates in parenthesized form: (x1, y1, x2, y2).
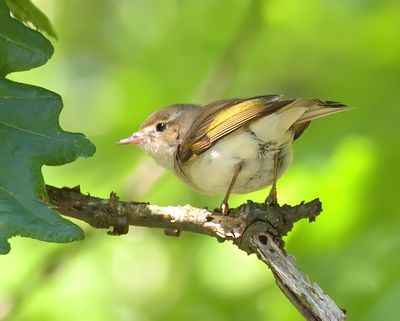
(47, 185, 346, 321)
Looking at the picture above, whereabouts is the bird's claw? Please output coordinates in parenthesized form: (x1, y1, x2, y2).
(219, 202, 230, 215)
(265, 190, 278, 207)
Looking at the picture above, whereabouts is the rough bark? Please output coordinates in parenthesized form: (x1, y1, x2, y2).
(47, 185, 346, 321)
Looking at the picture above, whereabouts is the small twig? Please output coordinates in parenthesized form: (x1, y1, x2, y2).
(46, 185, 346, 321)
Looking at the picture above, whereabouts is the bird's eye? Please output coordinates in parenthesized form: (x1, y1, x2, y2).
(155, 122, 167, 132)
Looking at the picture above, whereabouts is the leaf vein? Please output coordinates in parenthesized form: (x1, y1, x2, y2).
(0, 185, 71, 232)
(0, 32, 49, 61)
(0, 120, 85, 149)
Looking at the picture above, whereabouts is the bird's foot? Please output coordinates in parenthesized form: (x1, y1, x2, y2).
(265, 188, 278, 207)
(219, 201, 230, 215)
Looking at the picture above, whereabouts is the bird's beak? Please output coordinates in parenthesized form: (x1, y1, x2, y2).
(117, 132, 143, 145)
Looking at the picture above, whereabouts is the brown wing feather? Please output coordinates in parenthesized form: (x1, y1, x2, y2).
(178, 95, 288, 162)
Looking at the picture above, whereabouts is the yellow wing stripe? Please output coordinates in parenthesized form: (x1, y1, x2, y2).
(190, 100, 272, 155)
(179, 95, 287, 162)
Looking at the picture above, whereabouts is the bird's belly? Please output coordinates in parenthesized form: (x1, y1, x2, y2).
(182, 128, 293, 194)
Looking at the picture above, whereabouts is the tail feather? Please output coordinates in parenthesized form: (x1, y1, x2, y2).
(252, 97, 350, 142)
(292, 121, 311, 140)
(293, 98, 351, 124)
(277, 98, 351, 140)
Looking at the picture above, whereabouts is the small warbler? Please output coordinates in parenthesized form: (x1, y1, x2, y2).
(119, 95, 349, 214)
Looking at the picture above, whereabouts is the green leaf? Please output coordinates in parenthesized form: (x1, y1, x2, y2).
(0, 2, 53, 74)
(0, 1, 96, 254)
(5, 0, 57, 39)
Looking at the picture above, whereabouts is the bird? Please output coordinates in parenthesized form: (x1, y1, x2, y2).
(118, 95, 350, 214)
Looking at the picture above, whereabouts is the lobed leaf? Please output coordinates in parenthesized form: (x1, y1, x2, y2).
(5, 0, 57, 39)
(0, 1, 95, 254)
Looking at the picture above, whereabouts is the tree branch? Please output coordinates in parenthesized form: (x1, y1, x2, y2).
(47, 185, 346, 321)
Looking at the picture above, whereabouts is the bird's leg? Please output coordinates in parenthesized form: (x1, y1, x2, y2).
(266, 151, 279, 206)
(220, 163, 242, 215)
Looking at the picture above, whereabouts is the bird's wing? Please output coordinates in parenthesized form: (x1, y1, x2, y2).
(178, 95, 289, 162)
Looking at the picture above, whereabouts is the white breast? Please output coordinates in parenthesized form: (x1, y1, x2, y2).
(182, 126, 294, 194)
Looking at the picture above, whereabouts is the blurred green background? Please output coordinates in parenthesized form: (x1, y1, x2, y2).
(1, 0, 399, 320)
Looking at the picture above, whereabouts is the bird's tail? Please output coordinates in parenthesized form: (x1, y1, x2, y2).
(289, 98, 351, 124)
(276, 98, 351, 140)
